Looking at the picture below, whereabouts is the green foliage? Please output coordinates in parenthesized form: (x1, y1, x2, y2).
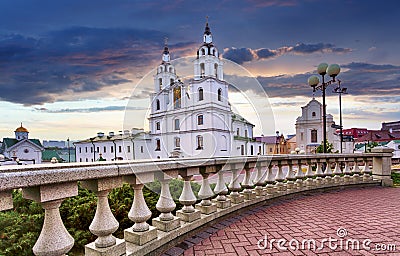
(0, 191, 43, 256)
(392, 172, 400, 186)
(364, 142, 379, 152)
(316, 141, 335, 153)
(0, 178, 203, 255)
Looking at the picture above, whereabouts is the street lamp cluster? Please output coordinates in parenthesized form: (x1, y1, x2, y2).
(308, 63, 346, 154)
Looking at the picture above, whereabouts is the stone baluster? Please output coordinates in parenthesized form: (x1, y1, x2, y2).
(213, 169, 231, 208)
(264, 164, 276, 195)
(177, 171, 201, 222)
(361, 158, 373, 182)
(332, 158, 343, 184)
(123, 177, 157, 246)
(22, 182, 78, 256)
(253, 163, 267, 196)
(241, 164, 256, 200)
(314, 160, 324, 187)
(352, 158, 361, 183)
(285, 160, 296, 191)
(152, 176, 181, 232)
(324, 159, 333, 185)
(82, 177, 125, 255)
(228, 165, 244, 204)
(343, 159, 352, 184)
(196, 172, 217, 214)
(295, 160, 304, 189)
(274, 162, 286, 193)
(305, 160, 315, 188)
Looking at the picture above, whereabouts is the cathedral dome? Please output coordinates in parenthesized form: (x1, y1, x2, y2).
(15, 124, 28, 133)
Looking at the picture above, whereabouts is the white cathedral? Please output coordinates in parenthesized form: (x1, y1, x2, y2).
(75, 22, 265, 161)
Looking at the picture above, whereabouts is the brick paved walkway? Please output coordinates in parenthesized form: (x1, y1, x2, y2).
(165, 187, 400, 255)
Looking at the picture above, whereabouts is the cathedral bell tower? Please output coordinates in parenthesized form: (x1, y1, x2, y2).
(154, 39, 177, 91)
(194, 19, 223, 81)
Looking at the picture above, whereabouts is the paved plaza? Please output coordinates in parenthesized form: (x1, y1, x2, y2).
(163, 187, 400, 255)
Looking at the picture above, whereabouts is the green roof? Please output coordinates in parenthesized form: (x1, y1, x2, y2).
(2, 138, 43, 148)
(42, 150, 63, 162)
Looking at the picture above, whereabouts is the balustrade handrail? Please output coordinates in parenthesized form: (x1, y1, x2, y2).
(0, 149, 394, 256)
(0, 153, 392, 192)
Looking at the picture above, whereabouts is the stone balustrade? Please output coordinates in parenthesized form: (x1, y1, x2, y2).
(0, 147, 394, 256)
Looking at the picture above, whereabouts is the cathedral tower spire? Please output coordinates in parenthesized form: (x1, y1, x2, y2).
(194, 18, 223, 81)
(154, 38, 177, 91)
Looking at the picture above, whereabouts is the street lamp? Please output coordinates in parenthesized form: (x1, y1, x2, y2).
(333, 80, 347, 153)
(308, 63, 341, 153)
(276, 131, 280, 154)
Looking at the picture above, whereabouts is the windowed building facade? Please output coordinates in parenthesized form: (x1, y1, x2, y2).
(76, 22, 264, 160)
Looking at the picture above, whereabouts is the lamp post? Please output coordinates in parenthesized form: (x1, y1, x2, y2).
(308, 63, 341, 153)
(67, 137, 71, 163)
(275, 131, 279, 154)
(333, 80, 347, 153)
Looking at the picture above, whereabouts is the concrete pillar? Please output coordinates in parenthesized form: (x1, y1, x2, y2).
(371, 147, 394, 186)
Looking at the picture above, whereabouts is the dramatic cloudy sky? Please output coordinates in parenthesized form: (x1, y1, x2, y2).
(0, 0, 399, 140)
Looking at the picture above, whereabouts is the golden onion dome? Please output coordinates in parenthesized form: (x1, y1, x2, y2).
(15, 123, 29, 133)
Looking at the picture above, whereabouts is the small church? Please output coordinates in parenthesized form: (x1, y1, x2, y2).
(0, 124, 44, 164)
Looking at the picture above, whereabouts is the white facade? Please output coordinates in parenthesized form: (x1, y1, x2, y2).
(148, 22, 263, 158)
(0, 125, 44, 164)
(296, 99, 353, 153)
(386, 140, 400, 159)
(75, 22, 264, 161)
(75, 130, 151, 162)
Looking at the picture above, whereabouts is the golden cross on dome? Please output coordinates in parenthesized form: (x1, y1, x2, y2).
(206, 16, 209, 23)
(164, 37, 168, 46)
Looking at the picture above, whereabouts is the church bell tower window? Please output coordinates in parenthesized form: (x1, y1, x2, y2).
(173, 86, 181, 109)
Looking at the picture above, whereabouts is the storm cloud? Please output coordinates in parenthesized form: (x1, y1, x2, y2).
(223, 43, 352, 64)
(0, 27, 195, 105)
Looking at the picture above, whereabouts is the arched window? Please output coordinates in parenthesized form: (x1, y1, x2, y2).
(198, 88, 204, 101)
(156, 99, 160, 110)
(241, 145, 245, 155)
(218, 88, 222, 101)
(173, 86, 181, 109)
(196, 135, 203, 150)
(312, 112, 316, 117)
(169, 67, 173, 73)
(159, 78, 162, 88)
(170, 78, 174, 85)
(214, 63, 218, 77)
(197, 114, 204, 125)
(201, 48, 205, 55)
(174, 119, 180, 130)
(251, 145, 254, 155)
(200, 63, 205, 77)
(174, 137, 180, 149)
(156, 122, 160, 130)
(221, 135, 227, 151)
(311, 129, 317, 143)
(155, 139, 161, 151)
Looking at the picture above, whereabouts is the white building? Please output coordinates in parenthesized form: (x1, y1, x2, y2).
(295, 99, 353, 153)
(74, 129, 151, 162)
(75, 21, 264, 162)
(0, 124, 44, 164)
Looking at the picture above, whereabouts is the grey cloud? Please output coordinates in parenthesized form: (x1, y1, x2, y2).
(34, 105, 147, 113)
(222, 43, 352, 64)
(0, 27, 196, 106)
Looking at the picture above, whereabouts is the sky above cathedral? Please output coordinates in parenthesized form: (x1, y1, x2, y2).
(1, 0, 399, 140)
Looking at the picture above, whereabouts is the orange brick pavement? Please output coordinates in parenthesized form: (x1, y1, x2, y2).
(163, 187, 400, 256)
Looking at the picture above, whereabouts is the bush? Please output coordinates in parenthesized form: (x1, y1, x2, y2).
(0, 179, 202, 255)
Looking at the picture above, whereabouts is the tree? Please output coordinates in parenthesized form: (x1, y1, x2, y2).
(316, 141, 335, 153)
